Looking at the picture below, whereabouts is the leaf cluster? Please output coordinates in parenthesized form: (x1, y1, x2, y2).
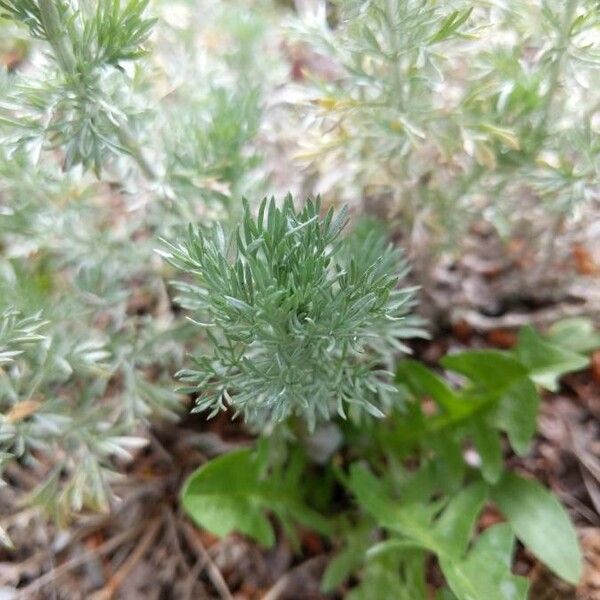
(182, 447, 330, 548)
(163, 86, 262, 210)
(0, 0, 66, 40)
(0, 0, 156, 174)
(0, 148, 188, 526)
(162, 197, 424, 430)
(391, 324, 591, 477)
(86, 0, 156, 67)
(0, 278, 185, 525)
(347, 466, 577, 600)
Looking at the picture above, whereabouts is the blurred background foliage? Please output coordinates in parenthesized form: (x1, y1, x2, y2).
(285, 0, 599, 302)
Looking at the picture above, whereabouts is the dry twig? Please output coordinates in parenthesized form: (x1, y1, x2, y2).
(180, 521, 234, 600)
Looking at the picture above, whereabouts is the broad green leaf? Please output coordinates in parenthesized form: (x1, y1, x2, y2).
(366, 477, 485, 560)
(283, 497, 332, 538)
(492, 472, 583, 585)
(322, 548, 358, 593)
(349, 467, 485, 559)
(546, 318, 600, 354)
(182, 449, 329, 547)
(348, 553, 427, 600)
(434, 482, 487, 557)
(515, 326, 589, 391)
(442, 350, 540, 455)
(348, 464, 446, 554)
(347, 558, 404, 600)
(396, 360, 461, 415)
(368, 538, 427, 557)
(401, 461, 437, 504)
(321, 530, 371, 592)
(182, 449, 274, 546)
(493, 377, 539, 455)
(470, 418, 503, 483)
(441, 524, 529, 600)
(428, 434, 466, 493)
(441, 350, 528, 390)
(436, 590, 458, 600)
(348, 464, 398, 526)
(401, 551, 429, 600)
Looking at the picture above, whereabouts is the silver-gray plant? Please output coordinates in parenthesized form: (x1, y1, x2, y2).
(0, 0, 156, 175)
(161, 197, 425, 430)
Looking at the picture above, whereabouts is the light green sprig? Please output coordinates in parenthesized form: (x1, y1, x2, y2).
(0, 0, 156, 176)
(161, 197, 425, 430)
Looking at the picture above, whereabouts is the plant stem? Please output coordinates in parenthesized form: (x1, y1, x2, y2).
(116, 125, 159, 181)
(528, 0, 577, 280)
(384, 0, 404, 111)
(39, 0, 158, 182)
(38, 0, 76, 75)
(534, 0, 578, 139)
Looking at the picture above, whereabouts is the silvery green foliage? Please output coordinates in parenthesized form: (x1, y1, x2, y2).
(161, 197, 425, 430)
(0, 308, 47, 367)
(163, 86, 262, 212)
(0, 0, 279, 526)
(0, 0, 156, 175)
(156, 2, 281, 218)
(287, 0, 599, 255)
(0, 148, 185, 521)
(0, 260, 183, 523)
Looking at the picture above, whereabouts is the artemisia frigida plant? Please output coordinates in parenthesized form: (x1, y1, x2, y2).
(165, 197, 594, 598)
(160, 196, 423, 430)
(0, 0, 271, 544)
(0, 0, 173, 537)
